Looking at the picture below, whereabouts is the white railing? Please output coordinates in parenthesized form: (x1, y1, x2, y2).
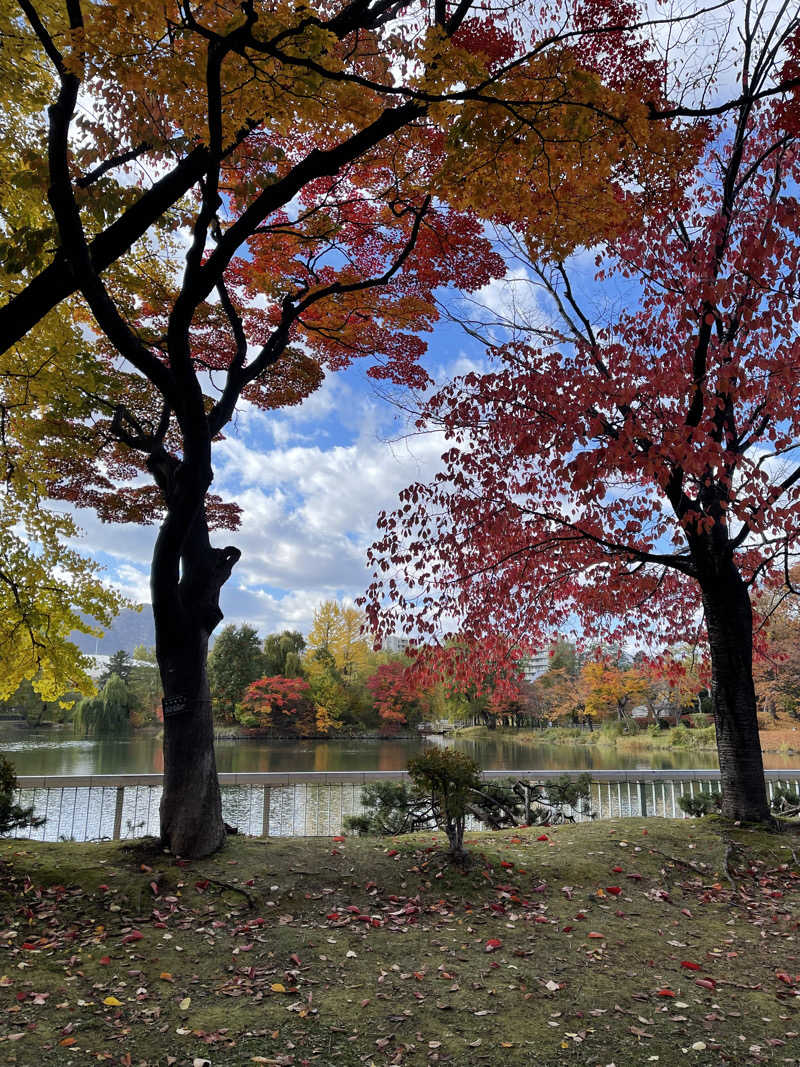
(7, 769, 800, 843)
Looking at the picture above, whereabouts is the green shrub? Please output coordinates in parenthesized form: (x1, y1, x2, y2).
(407, 748, 481, 861)
(0, 757, 43, 836)
(523, 774, 596, 824)
(599, 721, 626, 739)
(770, 785, 800, 815)
(692, 725, 717, 746)
(677, 791, 721, 817)
(669, 724, 691, 747)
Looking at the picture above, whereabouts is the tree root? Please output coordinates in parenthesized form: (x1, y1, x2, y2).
(645, 846, 708, 877)
(197, 874, 256, 908)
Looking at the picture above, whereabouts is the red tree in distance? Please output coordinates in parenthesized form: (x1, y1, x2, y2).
(366, 660, 431, 733)
(366, 10, 800, 823)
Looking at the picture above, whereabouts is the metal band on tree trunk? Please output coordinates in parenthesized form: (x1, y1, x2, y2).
(162, 696, 212, 718)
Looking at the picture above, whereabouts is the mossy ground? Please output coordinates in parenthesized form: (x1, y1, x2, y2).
(1, 819, 799, 1066)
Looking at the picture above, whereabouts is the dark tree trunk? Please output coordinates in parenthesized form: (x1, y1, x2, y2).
(699, 561, 772, 824)
(149, 454, 240, 858)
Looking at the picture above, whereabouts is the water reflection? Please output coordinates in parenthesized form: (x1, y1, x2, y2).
(2, 722, 799, 777)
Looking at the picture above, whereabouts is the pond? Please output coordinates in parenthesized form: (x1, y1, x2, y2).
(3, 721, 798, 776)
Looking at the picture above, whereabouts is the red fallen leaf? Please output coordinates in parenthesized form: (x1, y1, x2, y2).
(657, 989, 676, 997)
(612, 866, 623, 873)
(501, 861, 513, 869)
(16, 992, 28, 1001)
(387, 850, 399, 857)
(626, 873, 643, 881)
(681, 961, 701, 970)
(776, 972, 794, 985)
(562, 926, 574, 933)
(290, 954, 302, 966)
(326, 913, 340, 921)
(534, 915, 549, 924)
(346, 905, 361, 913)
(485, 939, 502, 953)
(606, 886, 622, 895)
(149, 881, 159, 895)
(121, 930, 143, 944)
(98, 956, 111, 966)
(587, 932, 605, 939)
(330, 848, 340, 855)
(332, 835, 346, 843)
(356, 914, 372, 922)
(245, 879, 255, 887)
(681, 908, 692, 918)
(21, 942, 38, 951)
(696, 978, 716, 991)
(371, 918, 382, 928)
(615, 910, 625, 918)
(537, 834, 549, 842)
(195, 880, 209, 890)
(98, 884, 109, 892)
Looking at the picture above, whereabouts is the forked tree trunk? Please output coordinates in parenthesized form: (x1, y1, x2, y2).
(150, 460, 240, 858)
(700, 563, 772, 824)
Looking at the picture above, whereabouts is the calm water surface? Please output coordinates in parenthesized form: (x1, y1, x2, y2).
(3, 722, 798, 775)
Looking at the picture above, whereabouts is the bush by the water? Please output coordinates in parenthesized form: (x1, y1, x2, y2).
(0, 756, 42, 835)
(346, 755, 595, 859)
(678, 790, 722, 817)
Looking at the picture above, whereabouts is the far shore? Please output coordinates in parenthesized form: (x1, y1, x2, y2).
(452, 722, 800, 757)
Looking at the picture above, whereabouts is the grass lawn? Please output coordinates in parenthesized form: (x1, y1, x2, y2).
(1, 819, 799, 1066)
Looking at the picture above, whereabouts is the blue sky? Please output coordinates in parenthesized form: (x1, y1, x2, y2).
(69, 284, 504, 641)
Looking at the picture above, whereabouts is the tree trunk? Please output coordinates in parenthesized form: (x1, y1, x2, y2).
(700, 564, 772, 824)
(150, 459, 240, 858)
(158, 627, 224, 858)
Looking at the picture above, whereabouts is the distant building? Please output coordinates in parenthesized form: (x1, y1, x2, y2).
(384, 635, 410, 655)
(520, 647, 552, 682)
(85, 654, 154, 682)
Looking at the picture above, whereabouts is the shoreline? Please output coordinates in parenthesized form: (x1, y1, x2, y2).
(451, 723, 800, 757)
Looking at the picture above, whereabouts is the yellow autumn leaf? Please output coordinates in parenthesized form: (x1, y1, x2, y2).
(103, 996, 123, 1006)
(178, 997, 191, 1010)
(159, 972, 173, 981)
(270, 983, 286, 993)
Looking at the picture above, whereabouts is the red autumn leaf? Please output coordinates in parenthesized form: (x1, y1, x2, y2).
(332, 835, 346, 843)
(776, 972, 794, 985)
(656, 989, 676, 998)
(387, 850, 399, 857)
(612, 866, 623, 873)
(485, 939, 502, 952)
(121, 930, 143, 944)
(537, 834, 549, 842)
(606, 886, 622, 895)
(696, 978, 716, 990)
(99, 956, 111, 966)
(681, 961, 701, 970)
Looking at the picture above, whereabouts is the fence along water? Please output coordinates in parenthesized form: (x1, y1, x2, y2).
(7, 769, 800, 843)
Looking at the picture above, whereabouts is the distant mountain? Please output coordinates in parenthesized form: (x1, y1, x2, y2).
(71, 606, 156, 656)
